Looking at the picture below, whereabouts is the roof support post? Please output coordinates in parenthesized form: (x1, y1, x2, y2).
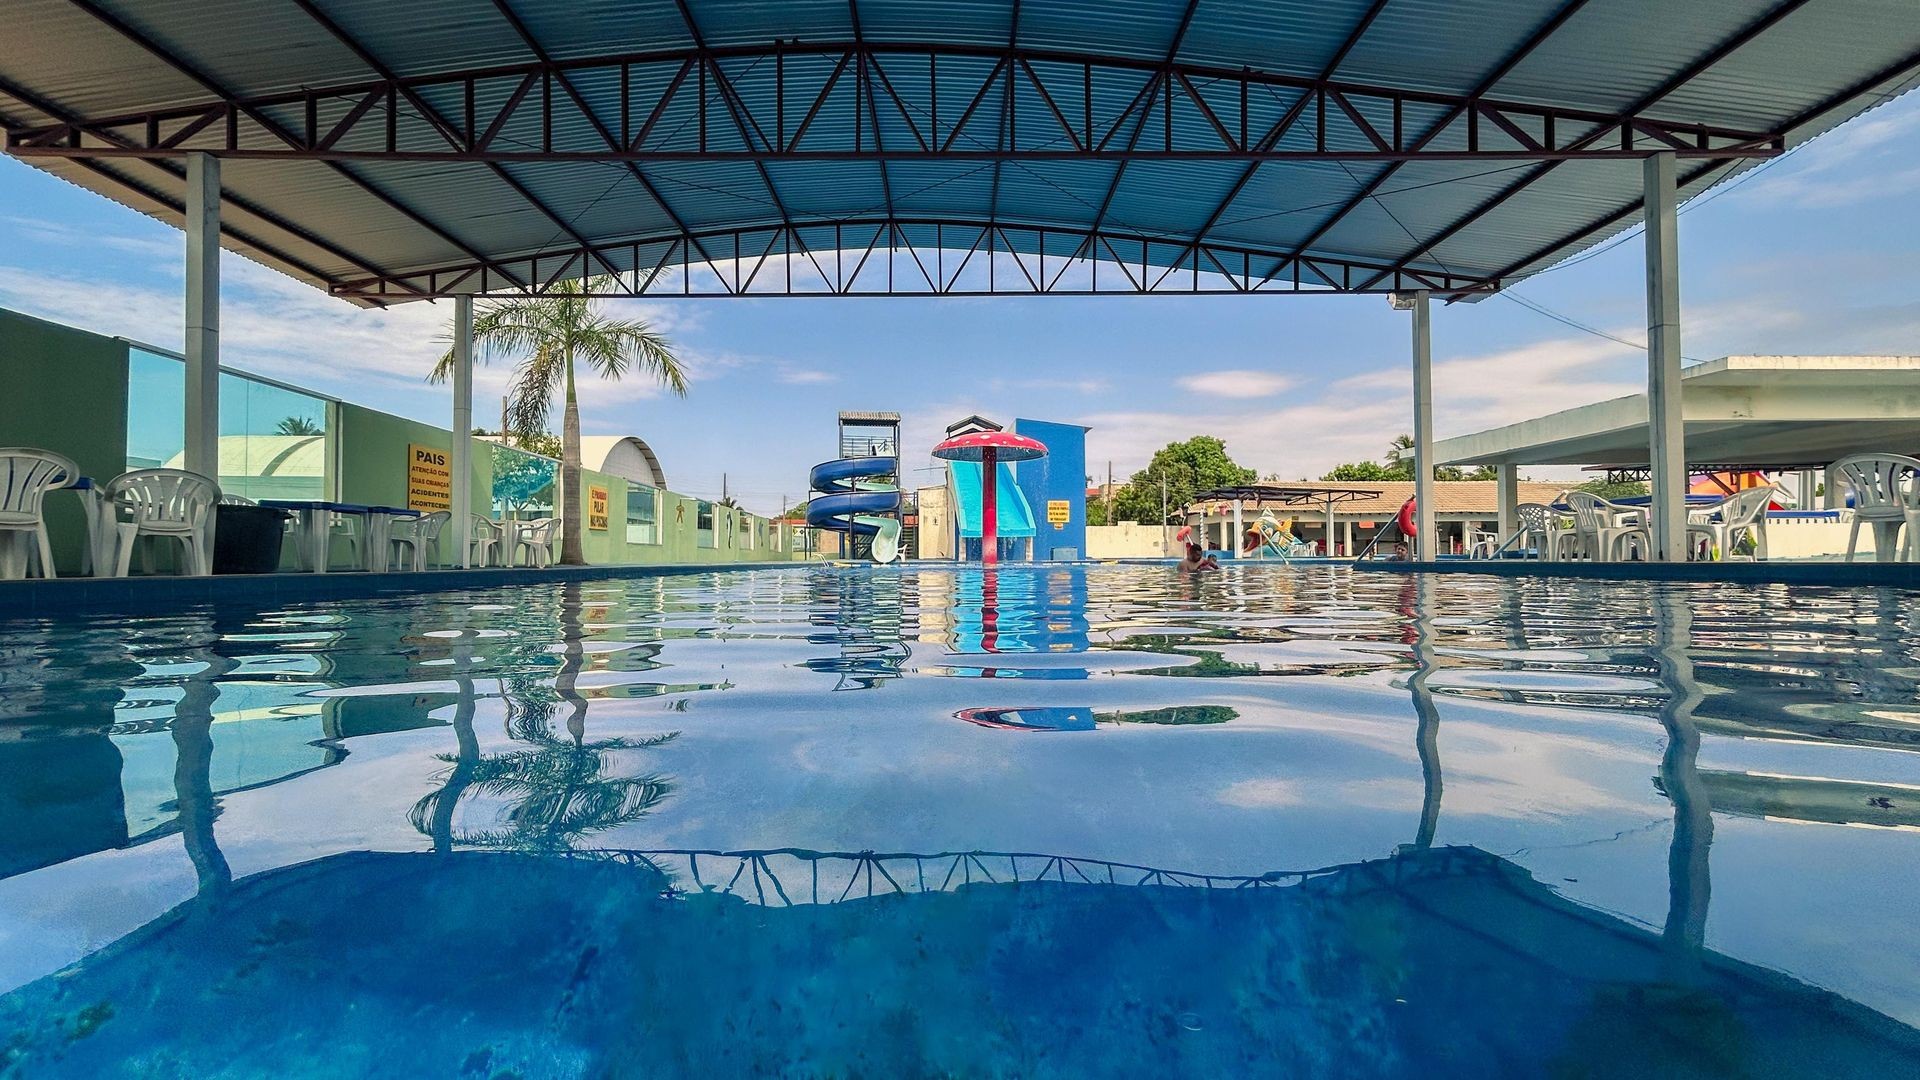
(1408, 289, 1436, 561)
(1325, 494, 1337, 557)
(450, 294, 475, 568)
(184, 151, 220, 487)
(1496, 463, 1519, 548)
(1231, 498, 1244, 560)
(1645, 150, 1687, 561)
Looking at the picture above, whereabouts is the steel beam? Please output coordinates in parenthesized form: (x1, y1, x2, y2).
(324, 218, 1494, 300)
(8, 41, 1781, 168)
(63, 0, 528, 290)
(1273, 0, 1595, 277)
(1457, 42, 1920, 296)
(1363, 0, 1820, 290)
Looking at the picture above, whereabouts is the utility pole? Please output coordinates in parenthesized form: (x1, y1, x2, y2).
(1106, 461, 1114, 524)
(500, 396, 510, 448)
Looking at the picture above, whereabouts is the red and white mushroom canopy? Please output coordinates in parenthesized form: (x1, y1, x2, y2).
(930, 430, 1048, 462)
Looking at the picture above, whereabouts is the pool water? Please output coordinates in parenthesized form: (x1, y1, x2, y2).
(2, 563, 1918, 1077)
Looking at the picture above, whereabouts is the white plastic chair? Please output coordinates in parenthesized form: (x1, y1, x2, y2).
(1685, 485, 1778, 561)
(1510, 503, 1563, 561)
(1563, 491, 1648, 562)
(388, 510, 451, 571)
(1830, 454, 1920, 563)
(469, 515, 504, 567)
(0, 448, 78, 579)
(510, 517, 559, 567)
(105, 469, 221, 577)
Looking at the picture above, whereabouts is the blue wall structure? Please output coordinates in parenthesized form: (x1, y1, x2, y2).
(1013, 418, 1088, 562)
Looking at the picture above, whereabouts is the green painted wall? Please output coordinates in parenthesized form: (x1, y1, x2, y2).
(336, 403, 491, 513)
(4, 305, 797, 573)
(564, 468, 793, 565)
(0, 310, 129, 573)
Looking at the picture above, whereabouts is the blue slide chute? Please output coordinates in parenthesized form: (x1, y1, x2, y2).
(807, 456, 903, 562)
(950, 461, 1036, 538)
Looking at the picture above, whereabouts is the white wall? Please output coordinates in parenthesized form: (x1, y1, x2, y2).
(1086, 523, 1174, 559)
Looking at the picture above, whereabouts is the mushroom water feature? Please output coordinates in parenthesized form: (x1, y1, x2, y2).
(931, 430, 1048, 566)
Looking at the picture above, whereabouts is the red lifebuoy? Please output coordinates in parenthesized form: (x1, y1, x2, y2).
(1396, 498, 1416, 536)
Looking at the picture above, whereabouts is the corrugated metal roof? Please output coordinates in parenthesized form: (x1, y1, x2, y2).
(1, 0, 1914, 302)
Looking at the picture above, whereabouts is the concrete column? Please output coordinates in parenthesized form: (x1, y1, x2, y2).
(1231, 499, 1243, 559)
(1410, 290, 1436, 560)
(1343, 519, 1353, 556)
(450, 294, 474, 568)
(184, 153, 220, 480)
(1324, 496, 1336, 557)
(1496, 464, 1519, 542)
(1645, 151, 1687, 561)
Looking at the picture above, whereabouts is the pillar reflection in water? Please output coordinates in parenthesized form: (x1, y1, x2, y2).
(1401, 575, 1443, 851)
(171, 616, 234, 899)
(1652, 584, 1712, 979)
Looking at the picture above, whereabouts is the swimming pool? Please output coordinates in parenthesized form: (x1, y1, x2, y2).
(2, 563, 1917, 1076)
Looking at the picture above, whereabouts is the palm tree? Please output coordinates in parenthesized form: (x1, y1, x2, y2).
(274, 415, 323, 436)
(1383, 433, 1416, 473)
(432, 282, 688, 565)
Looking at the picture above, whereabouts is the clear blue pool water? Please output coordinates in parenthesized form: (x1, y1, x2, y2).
(2, 563, 1918, 1077)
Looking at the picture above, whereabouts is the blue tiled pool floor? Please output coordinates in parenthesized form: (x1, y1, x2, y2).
(2, 563, 1917, 1076)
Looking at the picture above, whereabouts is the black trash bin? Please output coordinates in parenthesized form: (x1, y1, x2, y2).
(212, 504, 292, 574)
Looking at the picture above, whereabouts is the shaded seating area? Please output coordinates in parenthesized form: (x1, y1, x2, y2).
(0, 448, 560, 579)
(1438, 357, 1920, 566)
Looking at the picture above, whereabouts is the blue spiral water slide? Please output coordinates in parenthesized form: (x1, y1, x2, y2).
(806, 456, 902, 562)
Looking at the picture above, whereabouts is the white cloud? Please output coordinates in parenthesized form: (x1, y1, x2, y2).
(776, 368, 838, 384)
(1177, 370, 1295, 397)
(1071, 332, 1642, 482)
(1217, 778, 1305, 808)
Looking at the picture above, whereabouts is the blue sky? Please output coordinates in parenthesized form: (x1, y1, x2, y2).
(4, 92, 1917, 516)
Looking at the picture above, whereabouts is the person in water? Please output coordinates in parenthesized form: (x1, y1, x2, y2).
(1179, 543, 1221, 572)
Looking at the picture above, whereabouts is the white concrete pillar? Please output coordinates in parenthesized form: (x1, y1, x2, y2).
(1410, 290, 1436, 560)
(1496, 464, 1519, 542)
(1342, 519, 1353, 556)
(1324, 496, 1336, 557)
(184, 153, 220, 480)
(451, 294, 474, 568)
(1231, 499, 1243, 559)
(1645, 151, 1687, 561)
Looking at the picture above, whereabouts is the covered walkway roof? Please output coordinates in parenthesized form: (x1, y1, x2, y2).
(3, 1, 1918, 303)
(1434, 355, 1920, 467)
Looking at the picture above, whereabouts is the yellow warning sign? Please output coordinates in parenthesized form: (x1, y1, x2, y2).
(588, 485, 610, 530)
(1047, 499, 1071, 526)
(406, 443, 451, 511)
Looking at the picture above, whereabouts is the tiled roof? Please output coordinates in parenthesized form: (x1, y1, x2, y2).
(1189, 481, 1570, 518)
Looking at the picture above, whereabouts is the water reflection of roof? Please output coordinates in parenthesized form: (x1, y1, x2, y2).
(5, 846, 1915, 1076)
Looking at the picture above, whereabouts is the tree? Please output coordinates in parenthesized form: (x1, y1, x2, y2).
(477, 426, 563, 460)
(1322, 460, 1400, 482)
(1383, 433, 1415, 471)
(273, 415, 323, 436)
(1110, 436, 1256, 523)
(1576, 477, 1648, 500)
(434, 282, 688, 565)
